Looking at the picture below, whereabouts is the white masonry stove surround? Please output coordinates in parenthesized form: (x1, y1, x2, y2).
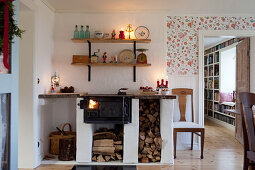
(76, 97, 175, 165)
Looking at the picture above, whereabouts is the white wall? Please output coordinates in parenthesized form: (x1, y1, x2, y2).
(19, 9, 35, 168)
(18, 0, 55, 168)
(168, 75, 199, 149)
(220, 47, 236, 93)
(51, 12, 198, 151)
(53, 12, 167, 93)
(34, 0, 55, 167)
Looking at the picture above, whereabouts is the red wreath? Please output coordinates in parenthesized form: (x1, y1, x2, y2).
(0, 0, 13, 70)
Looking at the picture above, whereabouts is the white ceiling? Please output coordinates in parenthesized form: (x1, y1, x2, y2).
(204, 36, 236, 49)
(43, 0, 255, 13)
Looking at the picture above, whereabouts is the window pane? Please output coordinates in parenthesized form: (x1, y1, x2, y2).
(0, 93, 10, 170)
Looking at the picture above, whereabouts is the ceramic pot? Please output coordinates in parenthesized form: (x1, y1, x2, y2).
(95, 31, 104, 39)
(161, 90, 170, 95)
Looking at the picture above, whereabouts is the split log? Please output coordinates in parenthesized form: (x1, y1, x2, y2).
(147, 154, 153, 159)
(113, 141, 122, 145)
(153, 112, 159, 117)
(94, 139, 114, 147)
(154, 137, 162, 147)
(151, 158, 156, 162)
(92, 146, 115, 154)
(116, 153, 122, 160)
(147, 114, 156, 123)
(93, 132, 116, 140)
(97, 155, 105, 162)
(105, 155, 111, 162)
(138, 153, 142, 159)
(151, 143, 156, 151)
(145, 137, 153, 144)
(139, 99, 162, 163)
(148, 130, 155, 138)
(92, 155, 97, 161)
(141, 157, 149, 163)
(111, 154, 116, 160)
(114, 145, 123, 152)
(140, 132, 146, 141)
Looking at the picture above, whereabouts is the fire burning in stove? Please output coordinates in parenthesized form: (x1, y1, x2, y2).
(89, 99, 98, 109)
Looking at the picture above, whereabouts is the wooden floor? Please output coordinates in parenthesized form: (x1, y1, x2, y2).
(22, 119, 244, 170)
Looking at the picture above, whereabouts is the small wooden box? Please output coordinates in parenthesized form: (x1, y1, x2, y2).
(72, 55, 89, 64)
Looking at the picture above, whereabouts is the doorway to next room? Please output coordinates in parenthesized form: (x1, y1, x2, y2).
(203, 36, 250, 144)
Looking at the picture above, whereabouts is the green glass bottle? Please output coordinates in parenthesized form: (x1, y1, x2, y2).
(74, 25, 79, 39)
(85, 25, 90, 39)
(80, 25, 85, 39)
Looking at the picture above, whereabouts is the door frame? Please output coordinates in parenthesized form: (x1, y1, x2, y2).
(198, 30, 255, 126)
(0, 1, 20, 169)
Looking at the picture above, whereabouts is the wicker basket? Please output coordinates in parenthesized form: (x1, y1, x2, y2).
(48, 123, 76, 155)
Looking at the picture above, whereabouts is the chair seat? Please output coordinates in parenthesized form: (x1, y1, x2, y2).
(173, 121, 203, 129)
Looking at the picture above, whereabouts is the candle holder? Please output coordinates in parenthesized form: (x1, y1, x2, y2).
(157, 79, 168, 88)
(156, 79, 169, 95)
(126, 24, 134, 39)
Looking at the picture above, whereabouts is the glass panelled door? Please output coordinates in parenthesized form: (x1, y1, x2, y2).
(0, 1, 19, 169)
(0, 94, 10, 170)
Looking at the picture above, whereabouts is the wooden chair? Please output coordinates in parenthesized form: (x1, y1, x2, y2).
(239, 92, 255, 170)
(172, 88, 205, 159)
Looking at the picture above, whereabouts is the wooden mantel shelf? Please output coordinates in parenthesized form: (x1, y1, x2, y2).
(71, 38, 151, 44)
(71, 63, 151, 67)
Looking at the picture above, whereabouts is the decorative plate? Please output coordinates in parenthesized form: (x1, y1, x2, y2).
(119, 49, 135, 64)
(135, 26, 150, 39)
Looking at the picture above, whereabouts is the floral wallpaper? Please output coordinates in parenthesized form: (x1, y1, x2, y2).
(167, 16, 255, 75)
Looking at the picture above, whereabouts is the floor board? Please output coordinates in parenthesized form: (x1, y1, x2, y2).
(19, 119, 243, 170)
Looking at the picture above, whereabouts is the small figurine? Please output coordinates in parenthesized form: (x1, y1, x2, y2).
(109, 56, 117, 63)
(51, 84, 55, 93)
(111, 30, 116, 39)
(102, 52, 107, 63)
(113, 56, 117, 63)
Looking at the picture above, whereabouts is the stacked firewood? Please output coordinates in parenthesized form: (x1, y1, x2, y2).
(139, 99, 162, 163)
(92, 127, 123, 162)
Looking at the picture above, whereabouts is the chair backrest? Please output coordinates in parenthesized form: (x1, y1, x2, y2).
(172, 88, 194, 122)
(239, 92, 255, 152)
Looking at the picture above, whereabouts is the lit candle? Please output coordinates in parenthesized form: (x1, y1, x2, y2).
(161, 79, 164, 86)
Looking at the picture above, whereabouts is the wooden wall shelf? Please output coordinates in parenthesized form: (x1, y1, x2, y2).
(71, 63, 151, 67)
(71, 38, 151, 82)
(71, 38, 151, 44)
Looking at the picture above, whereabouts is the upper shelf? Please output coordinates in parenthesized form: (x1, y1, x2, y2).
(71, 38, 151, 44)
(71, 63, 151, 67)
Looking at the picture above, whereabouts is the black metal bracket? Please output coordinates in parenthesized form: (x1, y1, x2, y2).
(133, 41, 137, 82)
(88, 40, 91, 81)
